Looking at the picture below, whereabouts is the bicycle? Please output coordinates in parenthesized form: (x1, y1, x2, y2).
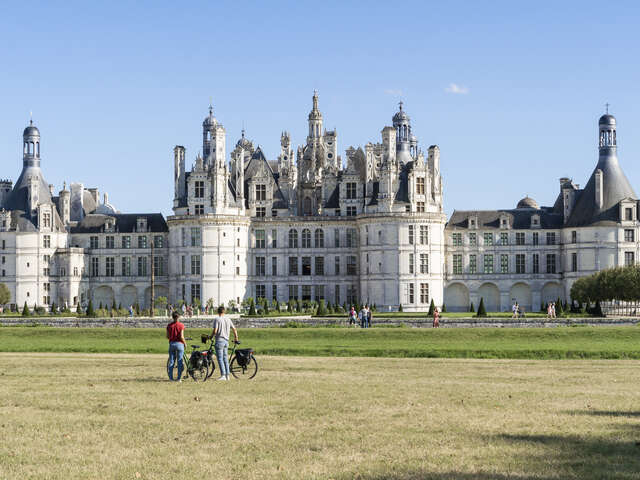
(200, 334, 259, 380)
(166, 337, 210, 382)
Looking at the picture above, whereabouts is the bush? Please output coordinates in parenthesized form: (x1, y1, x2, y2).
(555, 297, 564, 315)
(428, 299, 435, 316)
(86, 300, 96, 318)
(248, 298, 257, 316)
(316, 299, 327, 316)
(476, 297, 487, 317)
(50, 302, 58, 315)
(34, 305, 46, 315)
(398, 304, 403, 312)
(76, 304, 84, 315)
(441, 303, 447, 313)
(593, 300, 603, 317)
(281, 321, 309, 328)
(469, 302, 475, 313)
(21, 301, 30, 317)
(0, 282, 11, 306)
(541, 302, 546, 313)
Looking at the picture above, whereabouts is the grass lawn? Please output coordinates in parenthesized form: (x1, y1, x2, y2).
(1, 353, 639, 479)
(2, 326, 640, 359)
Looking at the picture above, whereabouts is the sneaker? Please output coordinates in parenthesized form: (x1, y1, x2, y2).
(225, 375, 230, 380)
(216, 376, 227, 381)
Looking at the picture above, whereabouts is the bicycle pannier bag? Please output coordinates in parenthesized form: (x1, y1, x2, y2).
(235, 348, 253, 367)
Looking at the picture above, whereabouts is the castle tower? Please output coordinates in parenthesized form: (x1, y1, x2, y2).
(307, 91, 323, 142)
(392, 102, 412, 164)
(23, 119, 41, 168)
(202, 104, 226, 169)
(173, 145, 186, 202)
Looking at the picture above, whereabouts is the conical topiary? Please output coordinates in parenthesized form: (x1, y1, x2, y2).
(21, 301, 30, 317)
(441, 303, 447, 313)
(469, 302, 475, 313)
(555, 297, 564, 315)
(398, 304, 403, 312)
(316, 299, 327, 316)
(86, 299, 96, 318)
(248, 298, 256, 316)
(476, 297, 487, 317)
(428, 299, 435, 316)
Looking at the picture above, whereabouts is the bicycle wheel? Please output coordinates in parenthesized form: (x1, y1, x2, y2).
(206, 356, 215, 379)
(188, 357, 208, 382)
(230, 355, 258, 379)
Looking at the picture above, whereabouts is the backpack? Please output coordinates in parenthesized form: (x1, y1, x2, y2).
(235, 348, 253, 367)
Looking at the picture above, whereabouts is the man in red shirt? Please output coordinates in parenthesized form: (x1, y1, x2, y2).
(166, 311, 186, 381)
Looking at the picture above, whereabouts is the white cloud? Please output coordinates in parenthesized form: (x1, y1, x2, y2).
(445, 83, 469, 95)
(384, 89, 404, 96)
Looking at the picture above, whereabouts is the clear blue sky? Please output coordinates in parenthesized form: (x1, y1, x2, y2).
(1, 1, 640, 218)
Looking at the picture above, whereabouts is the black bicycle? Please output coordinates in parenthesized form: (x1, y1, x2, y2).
(166, 337, 211, 382)
(200, 335, 258, 380)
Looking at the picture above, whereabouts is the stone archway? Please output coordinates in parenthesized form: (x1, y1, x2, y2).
(93, 285, 114, 309)
(120, 285, 138, 309)
(444, 283, 470, 312)
(509, 282, 532, 312)
(477, 282, 500, 312)
(145, 285, 169, 309)
(542, 282, 563, 304)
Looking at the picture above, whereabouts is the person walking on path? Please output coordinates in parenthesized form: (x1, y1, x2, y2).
(128, 305, 134, 318)
(551, 302, 556, 319)
(512, 302, 518, 318)
(349, 306, 357, 327)
(209, 306, 239, 381)
(367, 306, 373, 328)
(433, 307, 440, 328)
(166, 311, 186, 381)
(546, 303, 552, 319)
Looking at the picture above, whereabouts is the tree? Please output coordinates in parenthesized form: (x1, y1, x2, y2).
(316, 299, 327, 316)
(593, 300, 603, 317)
(476, 297, 487, 317)
(0, 282, 10, 307)
(398, 304, 403, 312)
(555, 297, 564, 315)
(21, 301, 30, 317)
(86, 299, 96, 318)
(287, 299, 293, 313)
(441, 303, 447, 313)
(469, 302, 475, 313)
(428, 299, 435, 316)
(296, 299, 302, 312)
(248, 298, 257, 316)
(50, 302, 58, 315)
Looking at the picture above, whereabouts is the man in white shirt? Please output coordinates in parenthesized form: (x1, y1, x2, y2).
(209, 306, 239, 381)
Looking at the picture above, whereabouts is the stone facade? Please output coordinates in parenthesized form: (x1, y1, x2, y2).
(0, 100, 635, 313)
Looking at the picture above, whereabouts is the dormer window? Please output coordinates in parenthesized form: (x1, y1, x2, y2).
(137, 217, 147, 232)
(625, 208, 633, 221)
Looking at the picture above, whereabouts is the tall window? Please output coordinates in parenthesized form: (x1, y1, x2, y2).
(408, 225, 415, 245)
(272, 256, 277, 276)
(416, 202, 425, 213)
(271, 229, 277, 248)
(452, 254, 462, 274)
(194, 205, 204, 215)
(416, 177, 425, 195)
(288, 285, 298, 300)
(315, 257, 324, 275)
(572, 252, 578, 271)
(515, 254, 525, 274)
(105, 257, 115, 277)
(122, 236, 131, 248)
(346, 206, 357, 217)
(256, 184, 266, 201)
(469, 233, 477, 246)
(105, 236, 114, 249)
(625, 251, 635, 266)
(194, 181, 204, 198)
(255, 285, 266, 301)
(91, 257, 99, 277)
(546, 232, 556, 245)
(452, 232, 462, 246)
(420, 226, 428, 245)
(420, 253, 429, 274)
(420, 283, 429, 304)
(288, 257, 298, 275)
(43, 235, 51, 248)
(625, 229, 634, 242)
(302, 257, 311, 275)
(335, 256, 340, 275)
(469, 255, 477, 274)
(181, 255, 185, 275)
(288, 229, 298, 248)
(191, 284, 201, 303)
(153, 257, 164, 276)
(138, 257, 147, 276)
(315, 285, 325, 302)
(122, 257, 132, 276)
(256, 207, 266, 217)
(483, 233, 493, 246)
(406, 283, 414, 304)
(42, 213, 51, 228)
(255, 257, 265, 276)
(334, 285, 340, 305)
(301, 229, 311, 248)
(515, 232, 525, 245)
(409, 253, 414, 274)
(346, 229, 357, 248)
(346, 256, 357, 275)
(546, 254, 556, 273)
(532, 232, 539, 246)
(571, 231, 577, 243)
(483, 255, 494, 274)
(346, 182, 357, 199)
(533, 254, 539, 273)
(314, 229, 324, 248)
(138, 236, 148, 249)
(255, 230, 265, 248)
(500, 254, 508, 273)
(500, 232, 508, 246)
(154, 235, 163, 248)
(272, 285, 278, 301)
(191, 228, 201, 247)
(90, 236, 99, 249)
(334, 229, 340, 248)
(626, 208, 633, 221)
(301, 285, 312, 301)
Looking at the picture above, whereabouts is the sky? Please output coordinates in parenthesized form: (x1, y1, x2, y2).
(1, 0, 640, 218)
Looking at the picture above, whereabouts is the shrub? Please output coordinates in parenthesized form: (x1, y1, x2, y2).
(469, 302, 475, 313)
(316, 299, 327, 316)
(21, 301, 30, 317)
(593, 300, 603, 317)
(86, 300, 96, 318)
(35, 305, 46, 315)
(76, 304, 84, 315)
(281, 320, 309, 328)
(248, 298, 257, 316)
(0, 282, 11, 306)
(541, 302, 546, 313)
(50, 302, 58, 315)
(555, 297, 564, 315)
(398, 304, 403, 312)
(296, 300, 302, 312)
(428, 299, 435, 316)
(476, 297, 487, 317)
(441, 303, 447, 313)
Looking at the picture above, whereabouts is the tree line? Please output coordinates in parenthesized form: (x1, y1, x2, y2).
(570, 264, 640, 304)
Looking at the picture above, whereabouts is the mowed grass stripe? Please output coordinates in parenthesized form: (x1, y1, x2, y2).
(2, 326, 640, 358)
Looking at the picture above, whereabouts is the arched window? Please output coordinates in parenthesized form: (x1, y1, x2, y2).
(302, 229, 311, 248)
(36, 142, 40, 156)
(315, 229, 324, 248)
(23, 142, 27, 154)
(303, 197, 312, 216)
(288, 229, 298, 248)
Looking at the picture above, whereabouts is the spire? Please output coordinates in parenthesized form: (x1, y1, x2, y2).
(312, 90, 319, 111)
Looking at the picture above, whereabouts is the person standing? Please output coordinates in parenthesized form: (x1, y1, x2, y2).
(433, 307, 440, 328)
(512, 302, 518, 318)
(551, 302, 556, 319)
(348, 306, 357, 327)
(128, 305, 134, 318)
(367, 306, 373, 328)
(209, 306, 239, 381)
(358, 307, 364, 328)
(166, 311, 186, 381)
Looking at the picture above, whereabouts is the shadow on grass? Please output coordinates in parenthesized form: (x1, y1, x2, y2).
(345, 473, 556, 480)
(567, 409, 640, 418)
